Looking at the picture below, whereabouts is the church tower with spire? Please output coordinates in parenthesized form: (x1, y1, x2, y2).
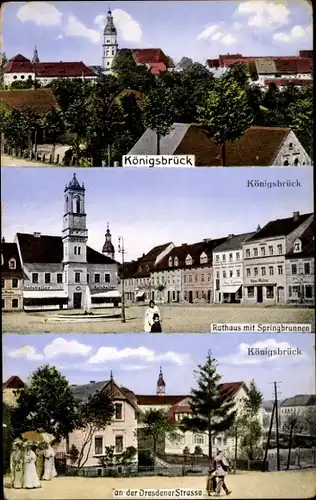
(32, 46, 39, 63)
(102, 223, 115, 260)
(156, 367, 166, 396)
(102, 8, 118, 73)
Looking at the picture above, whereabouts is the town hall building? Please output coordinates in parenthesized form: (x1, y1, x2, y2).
(15, 174, 119, 311)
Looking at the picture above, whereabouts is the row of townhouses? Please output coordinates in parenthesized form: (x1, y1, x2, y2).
(122, 212, 314, 306)
(1, 172, 314, 311)
(4, 372, 315, 467)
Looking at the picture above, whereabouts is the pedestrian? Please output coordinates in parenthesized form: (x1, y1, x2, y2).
(150, 313, 162, 332)
(206, 459, 217, 496)
(144, 300, 160, 333)
(22, 442, 41, 489)
(213, 449, 232, 496)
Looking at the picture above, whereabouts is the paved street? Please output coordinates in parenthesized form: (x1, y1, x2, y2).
(2, 304, 314, 333)
(4, 469, 316, 499)
(1, 154, 54, 167)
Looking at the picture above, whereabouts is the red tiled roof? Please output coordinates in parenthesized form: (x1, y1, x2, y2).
(132, 48, 169, 66)
(137, 382, 246, 408)
(3, 376, 25, 389)
(207, 54, 313, 74)
(174, 125, 290, 167)
(4, 55, 97, 78)
(264, 78, 313, 87)
(33, 62, 97, 78)
(0, 88, 58, 115)
(149, 62, 167, 74)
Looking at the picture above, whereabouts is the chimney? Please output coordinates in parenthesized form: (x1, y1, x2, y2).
(228, 234, 234, 239)
(90, 380, 95, 384)
(293, 212, 300, 221)
(257, 225, 261, 231)
(203, 238, 212, 242)
(33, 232, 41, 238)
(1, 237, 5, 243)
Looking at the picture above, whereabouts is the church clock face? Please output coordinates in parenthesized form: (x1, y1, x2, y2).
(73, 216, 83, 227)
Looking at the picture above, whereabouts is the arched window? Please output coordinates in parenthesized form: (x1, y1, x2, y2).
(9, 258, 16, 269)
(73, 196, 81, 213)
(76, 197, 81, 213)
(294, 158, 299, 166)
(283, 160, 289, 166)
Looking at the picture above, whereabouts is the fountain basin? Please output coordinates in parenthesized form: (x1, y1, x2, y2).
(47, 313, 122, 323)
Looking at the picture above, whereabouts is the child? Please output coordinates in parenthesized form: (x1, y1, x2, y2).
(150, 313, 162, 332)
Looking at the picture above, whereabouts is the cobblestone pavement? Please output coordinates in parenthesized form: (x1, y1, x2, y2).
(2, 304, 314, 333)
(4, 469, 316, 499)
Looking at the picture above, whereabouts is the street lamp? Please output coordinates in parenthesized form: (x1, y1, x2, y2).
(118, 236, 126, 323)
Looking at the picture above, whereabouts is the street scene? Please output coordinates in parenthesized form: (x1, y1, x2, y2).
(2, 167, 314, 332)
(3, 333, 316, 498)
(0, 1, 313, 167)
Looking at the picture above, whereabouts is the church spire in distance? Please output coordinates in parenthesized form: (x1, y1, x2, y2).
(32, 46, 39, 63)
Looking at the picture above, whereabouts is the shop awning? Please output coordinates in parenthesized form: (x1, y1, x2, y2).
(136, 291, 145, 298)
(220, 285, 241, 294)
(23, 290, 68, 299)
(92, 290, 121, 298)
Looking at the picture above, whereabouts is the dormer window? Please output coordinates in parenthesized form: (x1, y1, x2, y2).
(200, 252, 208, 264)
(185, 254, 193, 266)
(1, 253, 3, 266)
(174, 256, 178, 267)
(9, 258, 16, 269)
(145, 265, 149, 272)
(138, 265, 142, 272)
(294, 239, 302, 253)
(168, 256, 173, 267)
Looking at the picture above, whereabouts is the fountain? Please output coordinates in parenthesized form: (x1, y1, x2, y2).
(46, 287, 123, 323)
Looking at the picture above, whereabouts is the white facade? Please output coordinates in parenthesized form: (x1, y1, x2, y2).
(102, 10, 118, 73)
(213, 245, 244, 304)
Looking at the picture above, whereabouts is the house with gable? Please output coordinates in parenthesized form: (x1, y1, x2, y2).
(285, 219, 314, 304)
(57, 374, 139, 468)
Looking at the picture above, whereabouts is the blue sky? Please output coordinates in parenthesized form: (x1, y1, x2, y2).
(2, 1, 313, 65)
(1, 167, 313, 260)
(3, 333, 314, 399)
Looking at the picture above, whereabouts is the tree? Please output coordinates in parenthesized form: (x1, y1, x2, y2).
(86, 81, 126, 166)
(181, 352, 237, 459)
(0, 52, 8, 87)
(142, 82, 177, 154)
(2, 107, 35, 151)
(75, 391, 115, 470)
(40, 108, 65, 161)
(11, 365, 80, 441)
(238, 380, 263, 461)
(286, 96, 313, 162)
(197, 76, 254, 165)
(63, 96, 91, 164)
(177, 57, 194, 71)
(139, 408, 181, 467)
(283, 410, 304, 470)
(112, 49, 154, 91)
(226, 62, 251, 88)
(3, 402, 13, 473)
(166, 55, 176, 68)
(304, 406, 316, 436)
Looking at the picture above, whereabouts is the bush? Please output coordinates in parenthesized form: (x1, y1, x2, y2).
(194, 446, 203, 455)
(138, 450, 154, 467)
(69, 444, 79, 464)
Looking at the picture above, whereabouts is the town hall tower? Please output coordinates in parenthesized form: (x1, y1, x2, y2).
(62, 174, 88, 309)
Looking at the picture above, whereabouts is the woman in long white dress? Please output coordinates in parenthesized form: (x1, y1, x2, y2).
(144, 300, 161, 332)
(22, 442, 41, 489)
(10, 439, 24, 489)
(42, 444, 57, 480)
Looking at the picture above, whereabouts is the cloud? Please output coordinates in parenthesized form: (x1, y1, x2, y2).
(273, 24, 312, 43)
(94, 9, 142, 43)
(64, 15, 100, 43)
(56, 34, 64, 40)
(8, 346, 44, 361)
(7, 338, 92, 362)
(88, 346, 191, 366)
(237, 1, 290, 29)
(219, 338, 309, 366)
(17, 2, 62, 26)
(197, 23, 237, 46)
(43, 338, 93, 359)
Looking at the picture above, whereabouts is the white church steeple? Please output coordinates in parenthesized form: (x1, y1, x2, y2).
(102, 8, 118, 73)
